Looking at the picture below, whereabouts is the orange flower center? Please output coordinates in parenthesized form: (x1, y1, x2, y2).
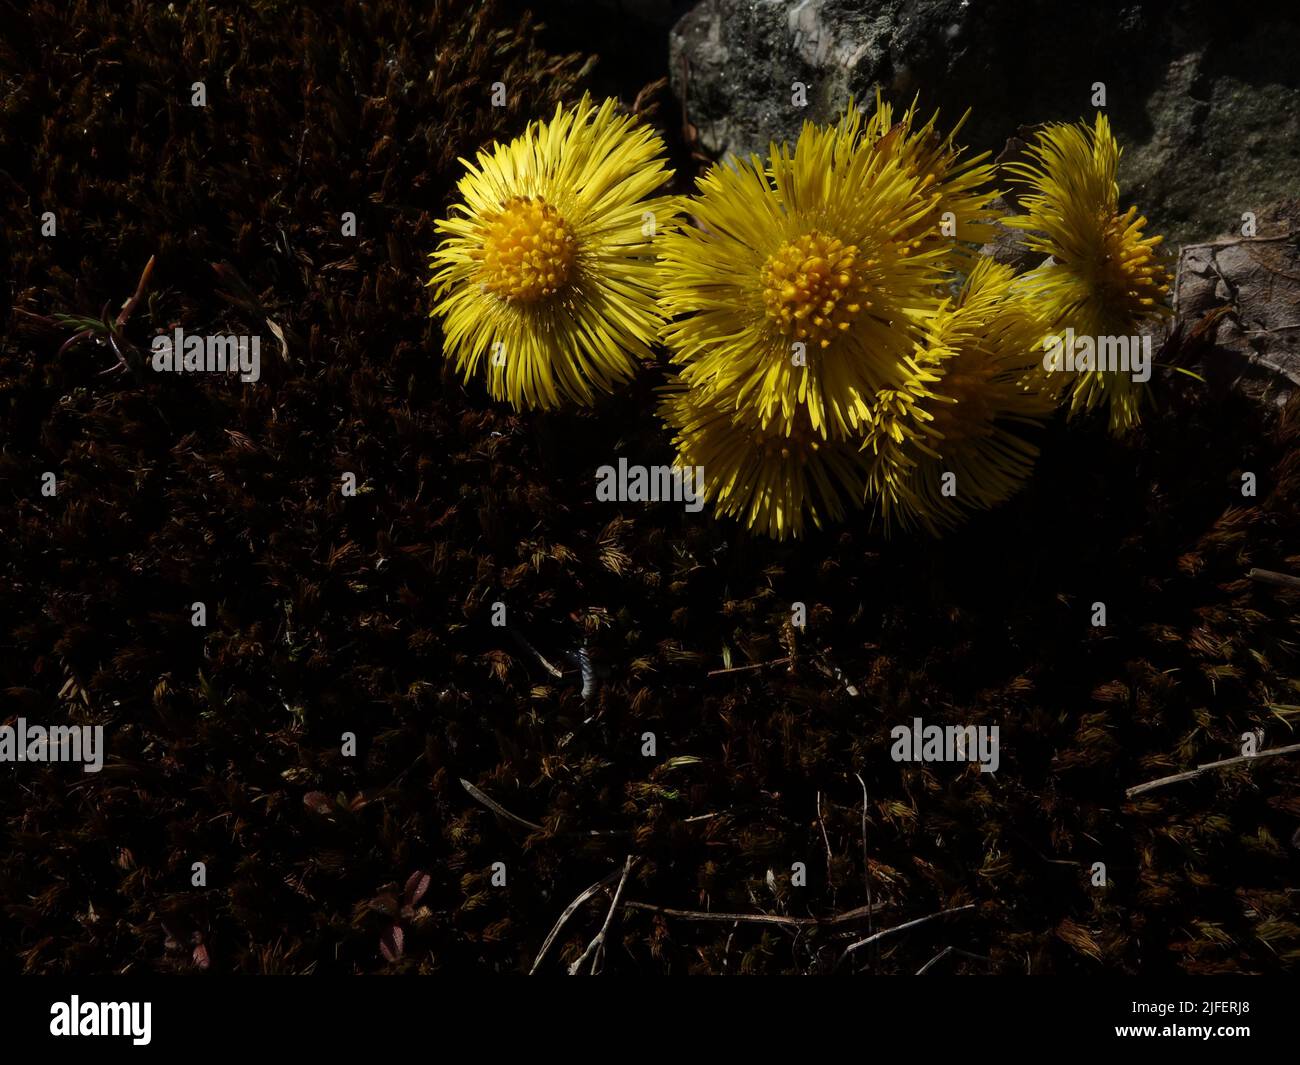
(477, 196, 577, 303)
(760, 231, 873, 348)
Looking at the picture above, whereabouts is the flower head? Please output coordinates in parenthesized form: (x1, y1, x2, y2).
(428, 95, 674, 410)
(863, 259, 1054, 534)
(861, 94, 998, 257)
(1001, 112, 1172, 433)
(658, 99, 995, 442)
(659, 380, 870, 540)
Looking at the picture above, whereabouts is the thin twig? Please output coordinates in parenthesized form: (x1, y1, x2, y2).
(837, 904, 976, 968)
(1247, 568, 1300, 590)
(569, 855, 637, 975)
(916, 945, 955, 975)
(1244, 324, 1300, 335)
(460, 777, 544, 832)
(509, 628, 564, 679)
(854, 772, 873, 945)
(707, 656, 791, 677)
(816, 791, 833, 889)
(459, 777, 629, 839)
(1125, 742, 1300, 798)
(814, 652, 860, 696)
(1182, 232, 1297, 250)
(620, 899, 886, 928)
(530, 868, 622, 975)
(721, 921, 739, 974)
(916, 945, 991, 975)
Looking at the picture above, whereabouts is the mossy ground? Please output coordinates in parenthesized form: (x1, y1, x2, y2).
(1, 0, 1297, 974)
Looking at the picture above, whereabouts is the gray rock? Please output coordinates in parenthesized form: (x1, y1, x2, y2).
(669, 1, 1300, 247)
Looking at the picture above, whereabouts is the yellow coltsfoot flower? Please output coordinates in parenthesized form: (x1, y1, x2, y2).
(1001, 112, 1173, 434)
(659, 379, 871, 541)
(862, 93, 998, 258)
(863, 259, 1055, 535)
(659, 99, 993, 442)
(428, 94, 675, 410)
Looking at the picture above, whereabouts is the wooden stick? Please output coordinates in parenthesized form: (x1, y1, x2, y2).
(1247, 568, 1300, 590)
(815, 653, 860, 697)
(707, 656, 791, 677)
(837, 904, 976, 968)
(916, 945, 955, 975)
(916, 944, 990, 975)
(529, 868, 622, 975)
(1125, 742, 1300, 798)
(509, 628, 564, 678)
(854, 772, 874, 944)
(568, 855, 637, 976)
(619, 899, 886, 928)
(459, 777, 545, 833)
(816, 791, 834, 885)
(1182, 233, 1297, 251)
